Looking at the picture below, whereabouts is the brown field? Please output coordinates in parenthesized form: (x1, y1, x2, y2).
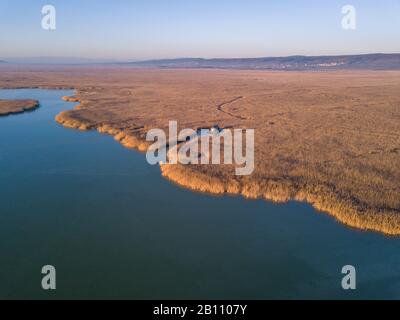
(0, 66, 399, 234)
(0, 99, 39, 116)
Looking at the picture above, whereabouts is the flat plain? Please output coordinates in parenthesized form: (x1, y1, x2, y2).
(1, 66, 399, 234)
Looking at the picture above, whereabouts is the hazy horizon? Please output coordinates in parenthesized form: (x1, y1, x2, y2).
(1, 52, 400, 65)
(1, 0, 400, 60)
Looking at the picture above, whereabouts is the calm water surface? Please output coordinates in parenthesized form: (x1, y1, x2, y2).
(0, 89, 399, 299)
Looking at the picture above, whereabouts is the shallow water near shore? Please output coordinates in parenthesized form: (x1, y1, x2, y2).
(0, 89, 400, 299)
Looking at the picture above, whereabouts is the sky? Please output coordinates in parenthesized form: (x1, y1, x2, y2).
(0, 0, 399, 60)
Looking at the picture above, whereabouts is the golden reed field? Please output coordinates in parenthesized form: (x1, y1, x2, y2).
(0, 99, 38, 116)
(1, 66, 399, 235)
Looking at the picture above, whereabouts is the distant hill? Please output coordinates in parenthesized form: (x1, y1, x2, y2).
(3, 54, 399, 70)
(126, 54, 400, 70)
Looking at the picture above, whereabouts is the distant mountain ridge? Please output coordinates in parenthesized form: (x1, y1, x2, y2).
(127, 53, 400, 70)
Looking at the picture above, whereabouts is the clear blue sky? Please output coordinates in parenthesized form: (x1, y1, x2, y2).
(0, 0, 399, 60)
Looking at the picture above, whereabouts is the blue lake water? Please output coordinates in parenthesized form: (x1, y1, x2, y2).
(0, 89, 399, 299)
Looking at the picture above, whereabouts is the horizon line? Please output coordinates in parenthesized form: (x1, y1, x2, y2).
(2, 52, 400, 64)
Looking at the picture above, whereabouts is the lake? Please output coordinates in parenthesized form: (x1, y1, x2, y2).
(0, 89, 399, 299)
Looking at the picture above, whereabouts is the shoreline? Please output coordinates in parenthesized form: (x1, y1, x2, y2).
(57, 94, 151, 151)
(55, 92, 400, 236)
